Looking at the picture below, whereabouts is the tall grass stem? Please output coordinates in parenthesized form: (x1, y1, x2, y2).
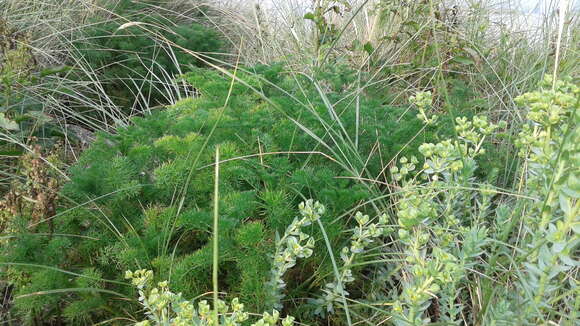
(213, 145, 220, 326)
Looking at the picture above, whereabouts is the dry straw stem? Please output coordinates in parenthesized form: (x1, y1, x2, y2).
(552, 0, 568, 86)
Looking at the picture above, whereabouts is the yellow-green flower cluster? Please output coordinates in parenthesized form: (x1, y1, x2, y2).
(390, 156, 418, 182)
(251, 310, 294, 326)
(515, 75, 578, 164)
(125, 269, 153, 289)
(456, 116, 502, 143)
(417, 116, 501, 180)
(396, 191, 437, 230)
(350, 212, 391, 253)
(410, 91, 437, 124)
(298, 199, 326, 223)
(515, 75, 578, 128)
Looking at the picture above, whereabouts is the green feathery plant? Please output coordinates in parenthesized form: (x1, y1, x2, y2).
(0, 65, 389, 324)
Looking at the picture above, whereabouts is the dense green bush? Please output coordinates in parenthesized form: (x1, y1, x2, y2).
(73, 0, 222, 110)
(0, 65, 361, 324)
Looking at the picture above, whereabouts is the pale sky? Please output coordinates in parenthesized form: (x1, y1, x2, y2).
(516, 0, 579, 12)
(518, 0, 549, 12)
(233, 0, 579, 34)
(249, 0, 579, 13)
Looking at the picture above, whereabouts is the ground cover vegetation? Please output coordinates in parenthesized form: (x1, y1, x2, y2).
(0, 0, 578, 325)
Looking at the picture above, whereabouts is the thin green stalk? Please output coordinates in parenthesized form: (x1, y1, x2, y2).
(213, 145, 220, 326)
(316, 219, 353, 326)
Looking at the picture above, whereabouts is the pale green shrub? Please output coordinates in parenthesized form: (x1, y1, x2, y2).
(126, 269, 294, 326)
(514, 75, 579, 323)
(389, 113, 500, 325)
(385, 76, 578, 325)
(265, 199, 324, 309)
